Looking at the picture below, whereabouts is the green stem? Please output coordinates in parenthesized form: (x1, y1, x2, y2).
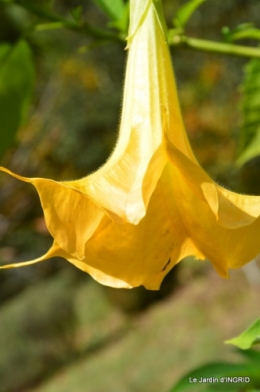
(169, 33, 260, 59)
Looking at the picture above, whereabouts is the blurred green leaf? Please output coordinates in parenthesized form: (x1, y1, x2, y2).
(238, 348, 260, 366)
(233, 28, 260, 41)
(0, 40, 34, 161)
(225, 319, 260, 349)
(0, 44, 10, 61)
(173, 0, 206, 29)
(47, 0, 56, 7)
(34, 21, 68, 32)
(222, 24, 260, 42)
(70, 5, 83, 24)
(91, 0, 125, 21)
(233, 24, 260, 41)
(236, 59, 260, 166)
(236, 127, 260, 167)
(169, 361, 259, 392)
(108, 2, 129, 33)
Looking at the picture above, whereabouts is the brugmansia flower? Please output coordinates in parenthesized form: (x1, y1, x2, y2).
(1, 0, 260, 289)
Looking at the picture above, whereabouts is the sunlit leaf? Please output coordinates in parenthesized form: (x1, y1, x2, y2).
(173, 0, 206, 29)
(236, 59, 260, 166)
(225, 319, 260, 349)
(91, 0, 125, 21)
(0, 40, 34, 161)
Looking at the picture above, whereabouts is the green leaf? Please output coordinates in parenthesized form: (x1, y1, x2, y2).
(108, 2, 129, 33)
(238, 348, 260, 366)
(0, 40, 34, 161)
(224, 23, 260, 42)
(173, 0, 206, 29)
(236, 127, 260, 166)
(233, 28, 260, 41)
(70, 5, 83, 23)
(169, 362, 259, 392)
(225, 319, 260, 349)
(0, 44, 10, 62)
(91, 0, 125, 21)
(47, 0, 56, 7)
(236, 59, 260, 166)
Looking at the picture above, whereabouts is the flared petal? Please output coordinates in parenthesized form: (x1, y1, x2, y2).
(0, 165, 203, 289)
(69, 171, 204, 289)
(0, 167, 103, 259)
(164, 146, 260, 275)
(165, 141, 260, 229)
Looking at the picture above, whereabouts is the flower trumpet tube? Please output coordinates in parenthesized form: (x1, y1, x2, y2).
(1, 0, 260, 289)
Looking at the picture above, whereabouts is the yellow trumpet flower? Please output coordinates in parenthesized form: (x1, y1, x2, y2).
(1, 0, 260, 289)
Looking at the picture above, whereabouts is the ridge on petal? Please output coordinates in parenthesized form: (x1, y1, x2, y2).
(66, 128, 167, 225)
(216, 186, 260, 228)
(165, 139, 260, 229)
(127, 0, 151, 46)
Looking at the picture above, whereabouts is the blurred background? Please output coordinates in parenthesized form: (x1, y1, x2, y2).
(0, 0, 260, 391)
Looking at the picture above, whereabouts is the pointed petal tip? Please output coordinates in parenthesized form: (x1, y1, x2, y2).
(0, 166, 32, 183)
(212, 262, 229, 279)
(0, 257, 46, 270)
(0, 243, 62, 270)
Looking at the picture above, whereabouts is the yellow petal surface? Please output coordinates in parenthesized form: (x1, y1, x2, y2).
(0, 169, 201, 289)
(66, 170, 205, 290)
(166, 141, 260, 229)
(72, 175, 192, 289)
(164, 149, 260, 275)
(0, 167, 103, 260)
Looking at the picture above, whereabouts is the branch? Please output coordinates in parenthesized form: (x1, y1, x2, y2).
(13, 0, 124, 43)
(169, 31, 260, 59)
